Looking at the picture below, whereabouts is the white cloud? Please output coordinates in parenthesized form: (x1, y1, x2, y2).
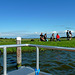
(0, 30, 75, 38)
(52, 31, 57, 33)
(65, 30, 75, 33)
(71, 30, 74, 33)
(34, 32, 40, 34)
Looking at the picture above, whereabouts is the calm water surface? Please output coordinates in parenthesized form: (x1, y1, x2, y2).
(0, 50, 75, 75)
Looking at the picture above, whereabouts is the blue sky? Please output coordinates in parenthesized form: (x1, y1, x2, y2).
(0, 0, 75, 38)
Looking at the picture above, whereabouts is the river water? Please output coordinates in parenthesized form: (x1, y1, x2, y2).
(0, 50, 75, 75)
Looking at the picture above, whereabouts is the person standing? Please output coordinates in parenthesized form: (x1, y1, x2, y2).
(69, 31, 72, 40)
(66, 30, 69, 40)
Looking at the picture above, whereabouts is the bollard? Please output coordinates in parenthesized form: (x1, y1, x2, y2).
(16, 37, 22, 68)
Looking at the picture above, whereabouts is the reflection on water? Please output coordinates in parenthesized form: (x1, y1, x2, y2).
(0, 50, 75, 75)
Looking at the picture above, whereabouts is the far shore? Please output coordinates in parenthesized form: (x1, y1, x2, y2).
(0, 38, 75, 54)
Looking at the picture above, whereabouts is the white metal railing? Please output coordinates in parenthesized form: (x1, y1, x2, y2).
(1, 44, 75, 75)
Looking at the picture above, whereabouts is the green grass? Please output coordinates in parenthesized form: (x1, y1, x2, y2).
(0, 38, 75, 53)
(22, 38, 75, 47)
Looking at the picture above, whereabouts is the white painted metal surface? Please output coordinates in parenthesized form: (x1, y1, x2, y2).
(3, 47, 7, 75)
(8, 66, 34, 75)
(7, 66, 51, 75)
(36, 47, 39, 70)
(0, 44, 75, 51)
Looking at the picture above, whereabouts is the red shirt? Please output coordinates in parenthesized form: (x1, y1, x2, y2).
(56, 35, 60, 39)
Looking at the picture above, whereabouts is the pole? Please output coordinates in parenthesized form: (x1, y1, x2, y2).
(16, 37, 21, 67)
(35, 47, 40, 75)
(3, 47, 7, 75)
(36, 47, 39, 70)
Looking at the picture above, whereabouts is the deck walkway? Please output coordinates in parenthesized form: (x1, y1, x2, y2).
(7, 66, 51, 75)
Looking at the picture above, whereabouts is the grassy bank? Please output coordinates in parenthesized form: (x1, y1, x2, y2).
(0, 38, 75, 53)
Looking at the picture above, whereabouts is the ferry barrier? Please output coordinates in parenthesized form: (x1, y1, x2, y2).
(1, 44, 75, 75)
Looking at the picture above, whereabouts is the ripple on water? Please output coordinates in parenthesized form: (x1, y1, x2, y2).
(53, 64, 73, 70)
(61, 64, 73, 70)
(42, 64, 51, 66)
(68, 63, 75, 67)
(7, 59, 16, 64)
(52, 60, 63, 65)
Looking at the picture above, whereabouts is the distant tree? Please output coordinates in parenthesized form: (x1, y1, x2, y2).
(10, 38, 12, 39)
(5, 38, 8, 39)
(0, 38, 3, 39)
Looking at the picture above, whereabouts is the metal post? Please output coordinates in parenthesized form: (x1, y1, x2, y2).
(3, 47, 7, 75)
(16, 37, 22, 67)
(36, 47, 39, 70)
